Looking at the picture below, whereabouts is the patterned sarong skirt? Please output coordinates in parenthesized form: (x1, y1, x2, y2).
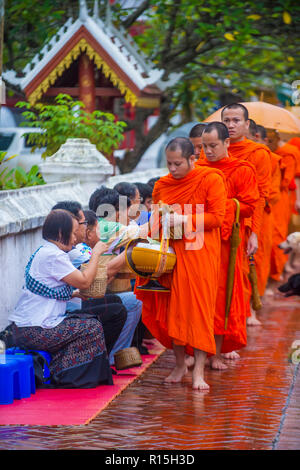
(11, 316, 113, 388)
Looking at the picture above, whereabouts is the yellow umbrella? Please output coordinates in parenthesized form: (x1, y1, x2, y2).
(204, 101, 300, 134)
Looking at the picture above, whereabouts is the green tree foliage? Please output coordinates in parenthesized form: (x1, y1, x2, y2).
(3, 1, 300, 172)
(16, 94, 127, 158)
(134, 0, 300, 119)
(115, 0, 300, 171)
(4, 0, 77, 70)
(0, 151, 45, 190)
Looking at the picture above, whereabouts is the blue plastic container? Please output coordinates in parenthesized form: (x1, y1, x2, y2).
(0, 355, 35, 404)
(6, 348, 52, 383)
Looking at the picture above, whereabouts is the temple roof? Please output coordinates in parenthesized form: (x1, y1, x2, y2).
(3, 1, 179, 106)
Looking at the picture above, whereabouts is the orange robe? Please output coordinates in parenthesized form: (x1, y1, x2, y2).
(270, 143, 297, 280)
(288, 138, 300, 177)
(255, 151, 281, 295)
(227, 138, 272, 313)
(289, 137, 300, 153)
(287, 141, 300, 217)
(288, 138, 300, 220)
(197, 155, 259, 353)
(135, 167, 227, 356)
(268, 153, 282, 206)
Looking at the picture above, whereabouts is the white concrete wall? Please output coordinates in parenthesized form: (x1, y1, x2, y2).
(106, 168, 168, 187)
(0, 226, 43, 331)
(0, 180, 93, 331)
(0, 168, 167, 331)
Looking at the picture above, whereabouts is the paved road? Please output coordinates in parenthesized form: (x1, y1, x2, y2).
(0, 294, 299, 450)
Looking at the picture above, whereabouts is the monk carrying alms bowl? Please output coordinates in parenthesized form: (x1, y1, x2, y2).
(125, 234, 177, 292)
(133, 137, 227, 391)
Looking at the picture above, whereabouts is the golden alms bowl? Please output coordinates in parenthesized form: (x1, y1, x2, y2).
(125, 238, 176, 292)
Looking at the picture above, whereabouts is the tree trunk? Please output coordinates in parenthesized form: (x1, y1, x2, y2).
(115, 93, 173, 174)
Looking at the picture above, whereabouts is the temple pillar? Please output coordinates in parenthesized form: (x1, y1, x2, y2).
(79, 53, 95, 113)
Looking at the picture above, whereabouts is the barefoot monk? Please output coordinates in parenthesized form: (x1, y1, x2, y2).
(197, 122, 259, 369)
(251, 124, 282, 297)
(221, 103, 272, 327)
(135, 137, 227, 390)
(247, 119, 281, 297)
(266, 130, 297, 283)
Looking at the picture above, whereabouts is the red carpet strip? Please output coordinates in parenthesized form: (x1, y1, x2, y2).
(0, 350, 164, 426)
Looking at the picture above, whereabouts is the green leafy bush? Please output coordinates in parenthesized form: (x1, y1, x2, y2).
(0, 152, 45, 190)
(16, 94, 127, 158)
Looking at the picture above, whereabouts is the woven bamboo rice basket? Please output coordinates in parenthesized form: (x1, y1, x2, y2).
(109, 263, 135, 292)
(101, 254, 135, 293)
(79, 263, 107, 298)
(108, 277, 132, 293)
(114, 347, 142, 370)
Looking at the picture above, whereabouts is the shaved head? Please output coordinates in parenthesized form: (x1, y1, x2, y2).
(221, 103, 249, 121)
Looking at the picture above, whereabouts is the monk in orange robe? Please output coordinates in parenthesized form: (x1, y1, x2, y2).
(289, 137, 300, 153)
(221, 104, 272, 327)
(285, 141, 300, 222)
(189, 123, 207, 160)
(246, 122, 281, 297)
(266, 130, 297, 282)
(289, 137, 300, 217)
(197, 122, 259, 370)
(135, 137, 227, 390)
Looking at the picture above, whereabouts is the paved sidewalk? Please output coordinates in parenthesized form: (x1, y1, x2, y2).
(0, 294, 299, 450)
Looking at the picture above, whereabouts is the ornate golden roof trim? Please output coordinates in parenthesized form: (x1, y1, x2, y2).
(27, 38, 138, 106)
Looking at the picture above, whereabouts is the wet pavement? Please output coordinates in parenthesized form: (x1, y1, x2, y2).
(0, 292, 299, 450)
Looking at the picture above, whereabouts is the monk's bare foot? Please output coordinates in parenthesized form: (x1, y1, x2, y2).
(192, 376, 210, 390)
(185, 355, 195, 369)
(210, 356, 228, 370)
(247, 316, 262, 326)
(164, 365, 188, 383)
(262, 293, 273, 304)
(264, 287, 274, 297)
(222, 351, 240, 360)
(248, 307, 262, 326)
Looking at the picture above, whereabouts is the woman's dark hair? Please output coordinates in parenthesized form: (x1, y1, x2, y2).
(147, 177, 160, 190)
(89, 186, 118, 212)
(42, 209, 76, 245)
(52, 200, 82, 218)
(203, 121, 230, 142)
(114, 182, 138, 201)
(89, 186, 130, 217)
(165, 137, 194, 160)
(83, 209, 98, 228)
(134, 182, 152, 203)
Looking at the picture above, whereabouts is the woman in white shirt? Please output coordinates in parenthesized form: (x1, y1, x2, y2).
(9, 209, 112, 388)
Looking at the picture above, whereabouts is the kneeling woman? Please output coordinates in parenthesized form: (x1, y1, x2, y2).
(9, 209, 112, 388)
